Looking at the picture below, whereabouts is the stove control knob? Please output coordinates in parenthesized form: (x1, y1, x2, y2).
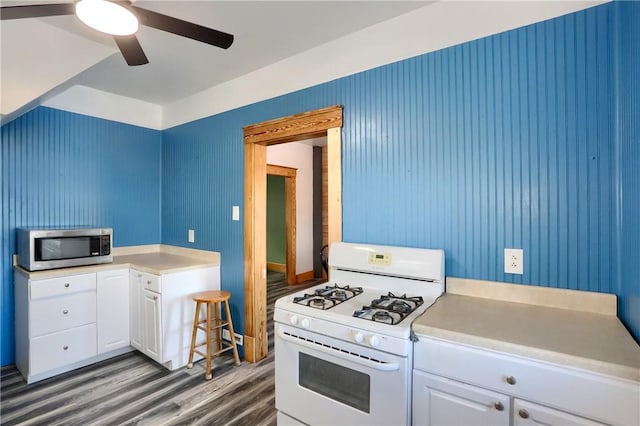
(289, 315, 299, 326)
(300, 318, 311, 329)
(353, 332, 364, 343)
(367, 335, 380, 347)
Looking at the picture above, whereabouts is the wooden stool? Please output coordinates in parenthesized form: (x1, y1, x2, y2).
(187, 290, 241, 380)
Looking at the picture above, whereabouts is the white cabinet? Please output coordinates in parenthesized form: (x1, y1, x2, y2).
(14, 272, 99, 383)
(412, 371, 607, 426)
(130, 269, 162, 361)
(413, 337, 639, 426)
(413, 371, 510, 426)
(30, 324, 97, 375)
(97, 269, 130, 353)
(14, 258, 220, 382)
(142, 288, 162, 362)
(129, 266, 219, 370)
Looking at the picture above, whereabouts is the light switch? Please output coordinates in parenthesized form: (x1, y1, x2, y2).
(188, 229, 195, 243)
(232, 206, 240, 221)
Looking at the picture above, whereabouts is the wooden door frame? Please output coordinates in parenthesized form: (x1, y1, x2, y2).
(243, 105, 343, 363)
(266, 164, 297, 286)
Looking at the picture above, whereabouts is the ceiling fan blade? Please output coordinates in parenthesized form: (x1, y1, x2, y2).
(114, 35, 149, 66)
(1, 3, 75, 20)
(131, 5, 233, 50)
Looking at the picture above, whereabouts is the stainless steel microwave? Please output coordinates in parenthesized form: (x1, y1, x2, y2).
(17, 227, 113, 271)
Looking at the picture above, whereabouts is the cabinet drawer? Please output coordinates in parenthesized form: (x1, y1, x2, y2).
(31, 273, 96, 300)
(414, 337, 639, 426)
(141, 273, 161, 293)
(30, 291, 96, 337)
(30, 324, 97, 375)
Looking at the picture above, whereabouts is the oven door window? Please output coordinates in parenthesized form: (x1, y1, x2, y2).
(298, 352, 370, 413)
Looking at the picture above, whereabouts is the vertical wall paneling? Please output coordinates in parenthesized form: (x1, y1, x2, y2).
(159, 3, 623, 350)
(3, 2, 637, 365)
(616, 1, 640, 341)
(162, 111, 247, 338)
(1, 107, 162, 365)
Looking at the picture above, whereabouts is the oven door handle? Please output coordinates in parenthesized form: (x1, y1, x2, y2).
(276, 330, 400, 372)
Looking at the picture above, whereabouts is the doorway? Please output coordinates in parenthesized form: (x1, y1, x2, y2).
(243, 105, 343, 362)
(266, 164, 296, 286)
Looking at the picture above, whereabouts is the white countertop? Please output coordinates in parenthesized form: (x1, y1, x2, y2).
(113, 252, 217, 275)
(413, 278, 640, 382)
(14, 244, 220, 278)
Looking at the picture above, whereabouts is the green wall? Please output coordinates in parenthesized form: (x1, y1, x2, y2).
(267, 175, 286, 264)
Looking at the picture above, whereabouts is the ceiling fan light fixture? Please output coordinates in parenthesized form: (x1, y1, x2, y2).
(75, 0, 139, 36)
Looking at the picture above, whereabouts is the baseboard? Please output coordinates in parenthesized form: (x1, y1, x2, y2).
(296, 270, 315, 284)
(267, 262, 286, 272)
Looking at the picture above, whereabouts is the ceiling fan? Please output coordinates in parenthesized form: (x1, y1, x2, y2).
(0, 0, 234, 66)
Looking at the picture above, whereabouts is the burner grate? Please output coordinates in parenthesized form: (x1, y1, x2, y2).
(293, 284, 363, 310)
(353, 292, 424, 325)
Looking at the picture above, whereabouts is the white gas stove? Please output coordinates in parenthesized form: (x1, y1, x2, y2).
(274, 242, 444, 426)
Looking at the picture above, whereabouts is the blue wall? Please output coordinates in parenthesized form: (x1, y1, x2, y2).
(616, 2, 640, 341)
(2, 2, 638, 366)
(161, 3, 635, 341)
(1, 107, 162, 366)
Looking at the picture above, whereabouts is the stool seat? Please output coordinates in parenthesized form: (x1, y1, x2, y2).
(192, 290, 231, 303)
(187, 289, 240, 380)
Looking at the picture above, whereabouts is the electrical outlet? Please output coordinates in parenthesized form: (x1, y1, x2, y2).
(504, 248, 523, 274)
(222, 329, 244, 346)
(188, 229, 195, 243)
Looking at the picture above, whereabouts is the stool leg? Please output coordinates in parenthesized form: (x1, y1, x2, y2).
(214, 302, 222, 352)
(187, 301, 201, 369)
(205, 302, 212, 380)
(223, 300, 241, 366)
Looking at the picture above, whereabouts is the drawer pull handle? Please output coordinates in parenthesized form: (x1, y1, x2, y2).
(506, 375, 516, 385)
(64, 283, 70, 288)
(493, 402, 504, 411)
(63, 346, 69, 351)
(518, 409, 529, 419)
(62, 309, 69, 315)
(147, 280, 152, 285)
(153, 296, 158, 300)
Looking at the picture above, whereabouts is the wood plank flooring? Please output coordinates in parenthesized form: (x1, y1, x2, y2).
(0, 272, 323, 426)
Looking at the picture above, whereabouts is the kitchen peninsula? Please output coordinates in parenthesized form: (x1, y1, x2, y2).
(14, 245, 220, 383)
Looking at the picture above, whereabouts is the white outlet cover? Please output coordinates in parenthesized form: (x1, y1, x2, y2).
(504, 248, 523, 274)
(232, 205, 240, 221)
(188, 229, 195, 243)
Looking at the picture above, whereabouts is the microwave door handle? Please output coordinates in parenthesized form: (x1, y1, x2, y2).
(276, 330, 400, 372)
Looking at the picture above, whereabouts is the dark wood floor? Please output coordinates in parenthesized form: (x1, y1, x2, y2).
(0, 272, 323, 426)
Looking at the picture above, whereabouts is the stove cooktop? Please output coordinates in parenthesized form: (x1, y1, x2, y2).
(291, 284, 426, 326)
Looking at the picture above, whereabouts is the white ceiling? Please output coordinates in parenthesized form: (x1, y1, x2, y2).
(0, 1, 606, 129)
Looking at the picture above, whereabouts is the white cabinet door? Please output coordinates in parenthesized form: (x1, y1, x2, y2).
(97, 269, 130, 353)
(142, 288, 162, 363)
(513, 399, 607, 426)
(129, 270, 143, 350)
(413, 370, 510, 426)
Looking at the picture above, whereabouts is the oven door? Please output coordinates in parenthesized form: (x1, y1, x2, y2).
(275, 322, 410, 426)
